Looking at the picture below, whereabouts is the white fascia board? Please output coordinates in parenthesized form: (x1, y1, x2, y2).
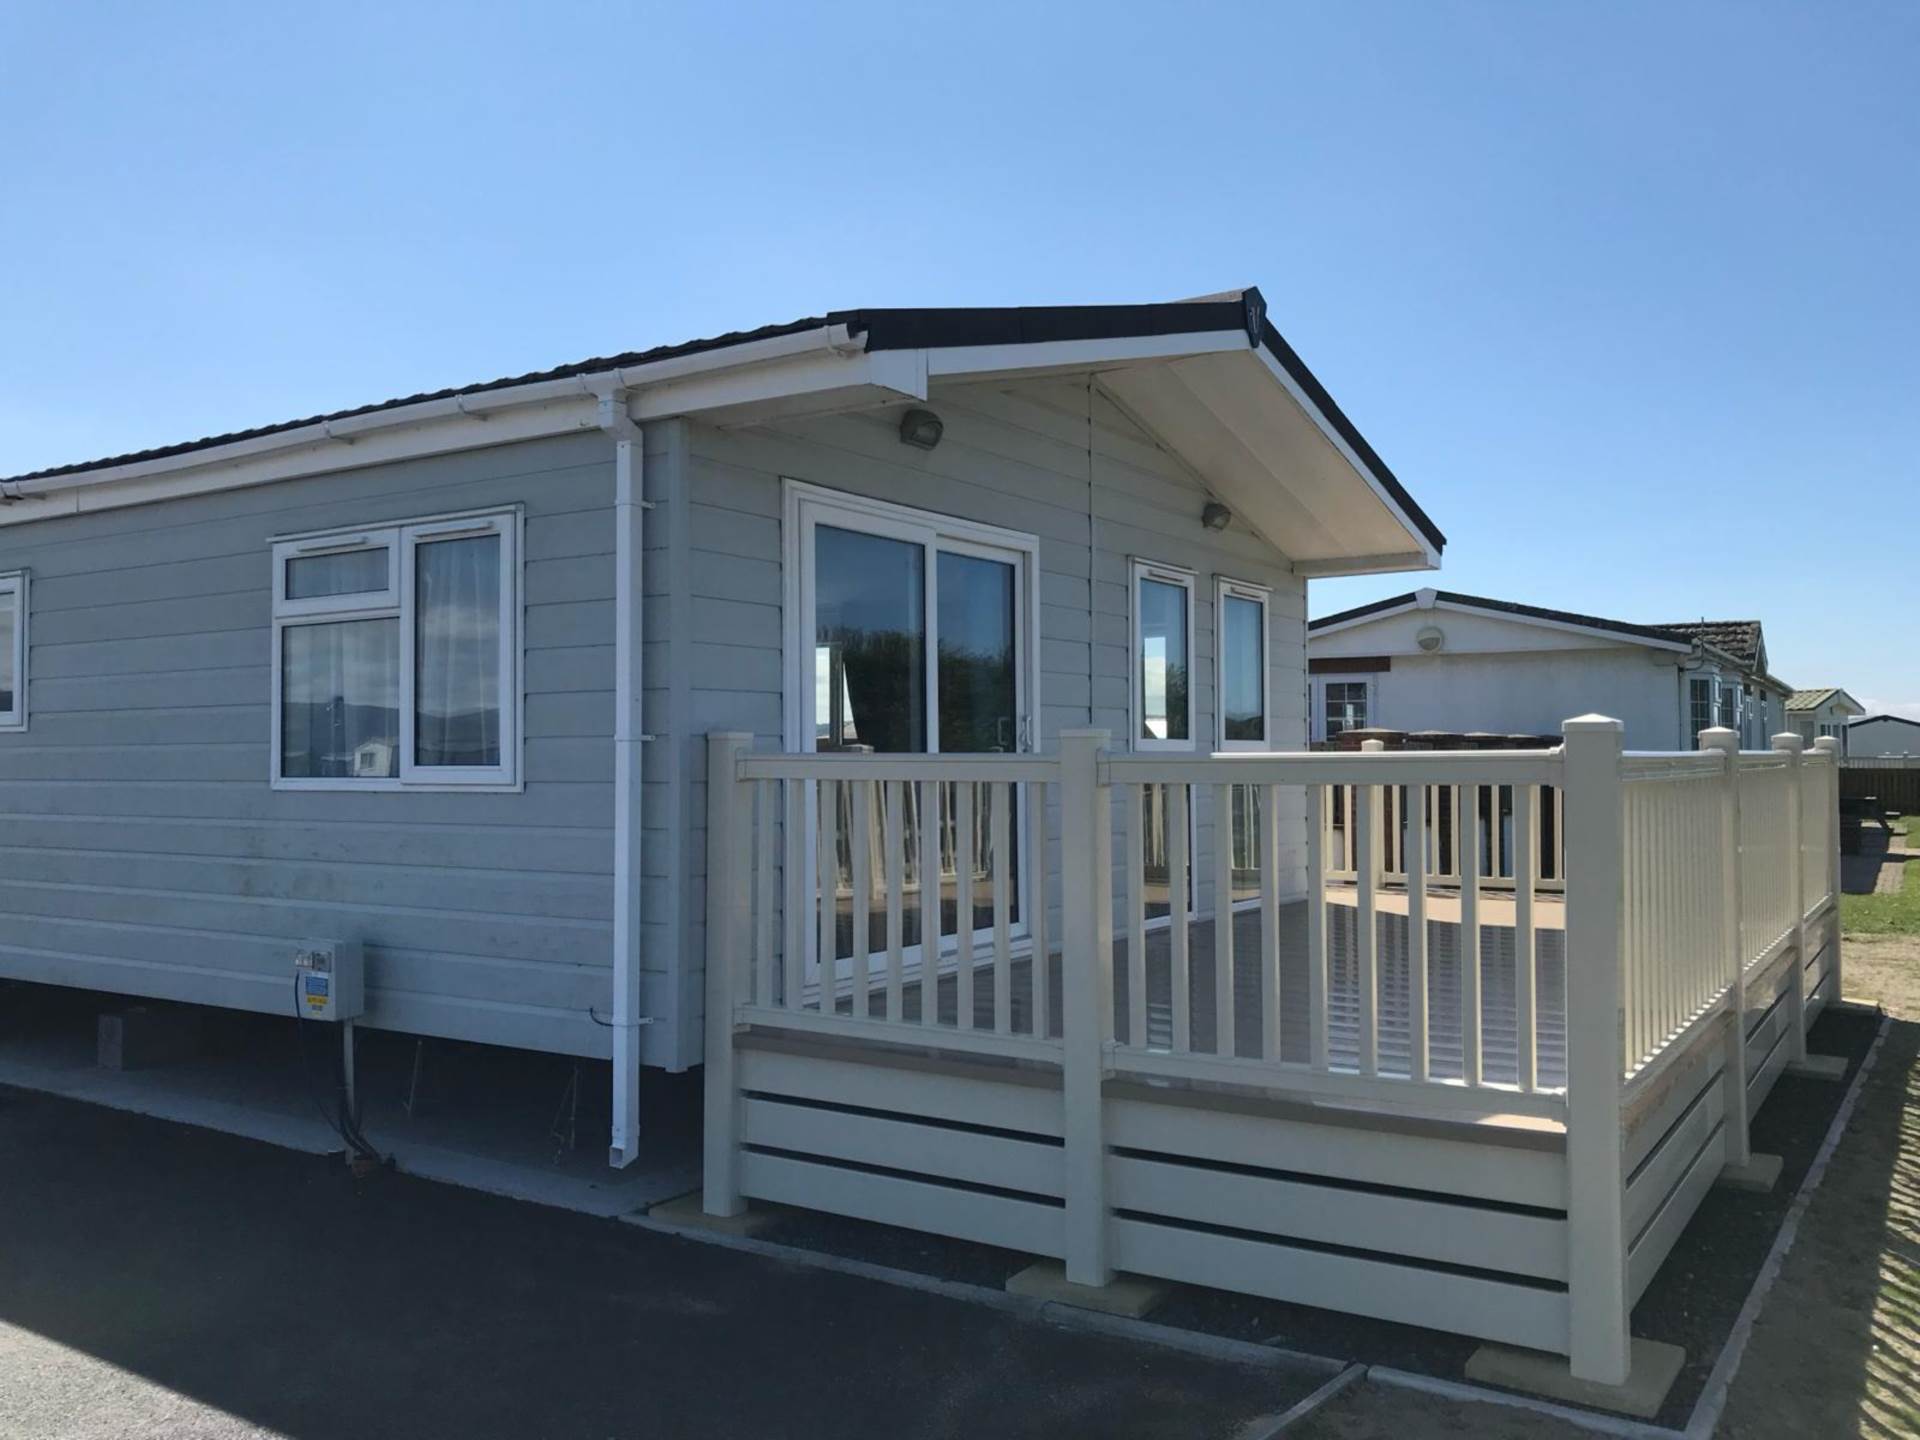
(1305, 598, 1422, 639)
(923, 328, 1251, 379)
(0, 396, 607, 528)
(1251, 344, 1441, 569)
(629, 345, 924, 421)
(1293, 550, 1441, 578)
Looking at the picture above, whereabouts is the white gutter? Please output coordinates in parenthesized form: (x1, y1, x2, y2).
(0, 322, 862, 501)
(599, 388, 651, 1169)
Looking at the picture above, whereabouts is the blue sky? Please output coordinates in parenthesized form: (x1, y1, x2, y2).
(2, 2, 1913, 714)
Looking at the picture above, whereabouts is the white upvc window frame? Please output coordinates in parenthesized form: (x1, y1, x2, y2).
(0, 570, 28, 732)
(781, 480, 1041, 755)
(1215, 576, 1270, 752)
(1311, 674, 1375, 743)
(270, 506, 522, 792)
(1130, 558, 1196, 754)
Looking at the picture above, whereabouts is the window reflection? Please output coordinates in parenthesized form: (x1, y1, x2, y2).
(1139, 578, 1188, 742)
(281, 619, 399, 778)
(1222, 594, 1263, 742)
(814, 525, 925, 752)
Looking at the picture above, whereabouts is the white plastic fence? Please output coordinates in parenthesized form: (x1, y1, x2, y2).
(703, 719, 1842, 1388)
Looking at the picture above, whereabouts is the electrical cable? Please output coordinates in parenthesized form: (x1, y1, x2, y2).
(292, 974, 388, 1170)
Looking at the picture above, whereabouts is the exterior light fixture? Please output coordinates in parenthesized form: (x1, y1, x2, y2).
(1415, 625, 1446, 653)
(1201, 501, 1232, 531)
(898, 408, 944, 450)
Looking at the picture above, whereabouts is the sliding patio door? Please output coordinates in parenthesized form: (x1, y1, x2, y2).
(790, 484, 1037, 980)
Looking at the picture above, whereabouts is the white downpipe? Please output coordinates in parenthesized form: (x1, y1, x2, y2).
(603, 390, 649, 1168)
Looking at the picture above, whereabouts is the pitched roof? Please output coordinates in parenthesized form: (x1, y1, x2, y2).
(1, 290, 1446, 554)
(1650, 620, 1763, 668)
(1308, 589, 1692, 648)
(1787, 688, 1843, 710)
(1852, 714, 1920, 729)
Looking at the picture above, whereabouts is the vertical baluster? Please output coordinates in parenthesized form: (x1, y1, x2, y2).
(955, 781, 975, 1030)
(817, 779, 838, 1016)
(849, 780, 871, 1021)
(919, 780, 940, 1026)
(1169, 782, 1191, 1053)
(1355, 772, 1378, 1076)
(1408, 781, 1429, 1083)
(756, 780, 776, 1007)
(1260, 782, 1281, 1062)
(884, 779, 905, 1022)
(1127, 784, 1147, 1047)
(992, 781, 1013, 1035)
(1213, 782, 1235, 1057)
(784, 778, 805, 1011)
(1460, 781, 1482, 1085)
(1307, 783, 1329, 1071)
(1027, 779, 1050, 1040)
(1515, 783, 1538, 1091)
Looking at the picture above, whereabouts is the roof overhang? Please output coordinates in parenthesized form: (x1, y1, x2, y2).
(0, 291, 1445, 572)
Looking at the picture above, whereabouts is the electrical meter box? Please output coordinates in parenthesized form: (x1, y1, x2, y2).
(293, 940, 365, 1022)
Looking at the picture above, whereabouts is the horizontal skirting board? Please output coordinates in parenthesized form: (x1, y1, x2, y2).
(1629, 1117, 1727, 1305)
(737, 1041, 1064, 1137)
(739, 1150, 1065, 1257)
(1104, 1093, 1566, 1210)
(1110, 1216, 1568, 1354)
(1108, 1151, 1565, 1282)
(742, 1096, 1064, 1198)
(1625, 1032, 1727, 1178)
(1626, 1062, 1727, 1242)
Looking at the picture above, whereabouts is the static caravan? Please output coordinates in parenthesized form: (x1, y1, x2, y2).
(1306, 588, 1794, 750)
(0, 289, 1440, 1167)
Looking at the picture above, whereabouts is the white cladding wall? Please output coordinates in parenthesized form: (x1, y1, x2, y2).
(670, 377, 1311, 1060)
(0, 432, 661, 1061)
(1367, 648, 1684, 749)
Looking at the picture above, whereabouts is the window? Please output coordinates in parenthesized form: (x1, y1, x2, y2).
(1216, 579, 1269, 750)
(1688, 676, 1715, 748)
(1719, 681, 1741, 734)
(1131, 560, 1194, 751)
(1318, 679, 1372, 740)
(1217, 579, 1270, 906)
(271, 510, 519, 789)
(787, 482, 1038, 965)
(0, 571, 26, 731)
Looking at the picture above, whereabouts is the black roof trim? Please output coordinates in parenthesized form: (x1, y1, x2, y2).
(1852, 714, 1920, 729)
(4, 289, 1445, 556)
(1309, 589, 1692, 648)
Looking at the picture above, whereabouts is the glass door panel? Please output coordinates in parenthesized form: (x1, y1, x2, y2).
(936, 550, 1020, 938)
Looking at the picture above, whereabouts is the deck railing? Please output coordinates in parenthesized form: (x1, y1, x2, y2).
(703, 718, 1842, 1386)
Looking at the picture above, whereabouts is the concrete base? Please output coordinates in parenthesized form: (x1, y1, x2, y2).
(1786, 1053, 1850, 1082)
(1006, 1261, 1169, 1319)
(1465, 1338, 1685, 1420)
(1718, 1152, 1784, 1194)
(97, 1005, 203, 1071)
(648, 1190, 777, 1237)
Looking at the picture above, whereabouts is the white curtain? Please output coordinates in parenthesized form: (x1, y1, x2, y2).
(414, 535, 500, 767)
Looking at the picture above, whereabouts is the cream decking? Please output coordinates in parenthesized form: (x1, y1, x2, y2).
(828, 890, 1571, 1092)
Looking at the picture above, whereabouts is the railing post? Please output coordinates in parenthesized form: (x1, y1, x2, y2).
(1701, 727, 1750, 1168)
(703, 732, 753, 1217)
(1812, 736, 1843, 1001)
(1059, 728, 1113, 1286)
(1561, 715, 1630, 1385)
(1773, 733, 1809, 1062)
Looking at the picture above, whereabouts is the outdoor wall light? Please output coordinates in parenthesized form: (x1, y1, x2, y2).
(1201, 500, 1233, 531)
(898, 408, 944, 450)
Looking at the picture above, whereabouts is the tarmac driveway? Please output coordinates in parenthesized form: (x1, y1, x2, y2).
(0, 1087, 1312, 1440)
